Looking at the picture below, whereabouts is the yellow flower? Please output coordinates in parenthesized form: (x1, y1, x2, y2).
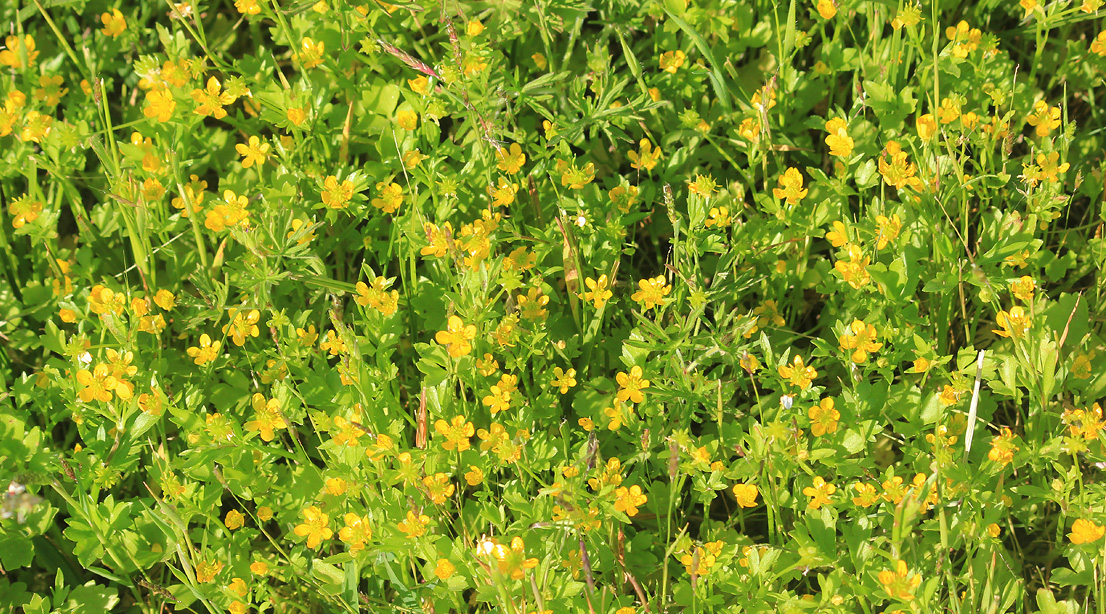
(878, 141, 922, 190)
(8, 196, 43, 230)
(659, 50, 686, 73)
(772, 167, 808, 205)
(295, 37, 325, 69)
(488, 177, 518, 207)
(397, 510, 430, 538)
(191, 77, 235, 119)
(615, 366, 650, 404)
(987, 427, 1017, 467)
(834, 244, 871, 289)
(496, 143, 526, 174)
(614, 485, 648, 516)
(101, 9, 127, 37)
(321, 175, 355, 209)
(436, 315, 476, 358)
(552, 367, 577, 394)
(875, 214, 902, 250)
(293, 505, 332, 549)
(851, 482, 878, 507)
(916, 113, 937, 140)
(250, 560, 269, 575)
(992, 306, 1031, 338)
(825, 221, 849, 247)
(434, 558, 455, 580)
(802, 476, 836, 510)
(434, 415, 474, 451)
(464, 466, 484, 486)
(815, 0, 837, 19)
(245, 393, 288, 442)
(732, 483, 759, 508)
(325, 477, 348, 496)
(195, 559, 224, 583)
(1092, 31, 1106, 56)
(582, 275, 613, 309)
(778, 355, 817, 390)
(397, 109, 418, 131)
(371, 182, 403, 214)
(1026, 100, 1061, 137)
(143, 89, 176, 123)
(631, 275, 671, 310)
(224, 510, 244, 530)
(1010, 276, 1035, 302)
(627, 139, 662, 172)
(878, 560, 922, 600)
(0, 35, 39, 69)
(1069, 519, 1106, 545)
(838, 319, 882, 364)
(808, 398, 840, 436)
(287, 106, 306, 126)
(222, 309, 260, 346)
(236, 135, 270, 169)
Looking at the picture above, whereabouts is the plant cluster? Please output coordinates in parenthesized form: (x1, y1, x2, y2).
(2, 0, 1106, 613)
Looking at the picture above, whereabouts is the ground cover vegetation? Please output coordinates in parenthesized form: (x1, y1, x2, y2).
(2, 0, 1106, 612)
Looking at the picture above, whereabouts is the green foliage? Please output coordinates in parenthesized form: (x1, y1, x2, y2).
(2, 0, 1106, 612)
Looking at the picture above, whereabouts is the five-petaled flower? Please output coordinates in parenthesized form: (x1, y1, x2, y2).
(879, 560, 922, 600)
(294, 505, 332, 549)
(614, 485, 648, 516)
(778, 355, 818, 390)
(143, 89, 176, 123)
(434, 415, 474, 451)
(101, 9, 127, 37)
(627, 139, 662, 172)
(1069, 519, 1106, 545)
(616, 366, 650, 404)
(582, 275, 614, 309)
(245, 393, 288, 442)
(803, 476, 836, 509)
(808, 398, 840, 436)
(838, 319, 883, 364)
(1026, 100, 1061, 137)
(631, 275, 671, 310)
(436, 315, 477, 358)
(773, 167, 808, 205)
(186, 334, 222, 365)
(236, 135, 270, 169)
(372, 182, 403, 214)
(732, 483, 759, 508)
(993, 306, 1031, 338)
(552, 367, 577, 394)
(496, 143, 526, 174)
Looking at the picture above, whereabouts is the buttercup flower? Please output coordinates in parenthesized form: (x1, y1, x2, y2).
(614, 485, 648, 516)
(732, 483, 759, 508)
(1026, 100, 1061, 137)
(1069, 519, 1106, 545)
(631, 275, 671, 310)
(627, 139, 662, 172)
(773, 168, 808, 205)
(236, 135, 270, 168)
(435, 415, 474, 451)
(808, 398, 840, 436)
(838, 319, 883, 364)
(496, 143, 526, 174)
(245, 393, 288, 442)
(293, 505, 332, 549)
(879, 560, 922, 600)
(803, 476, 836, 509)
(616, 366, 650, 404)
(101, 10, 127, 37)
